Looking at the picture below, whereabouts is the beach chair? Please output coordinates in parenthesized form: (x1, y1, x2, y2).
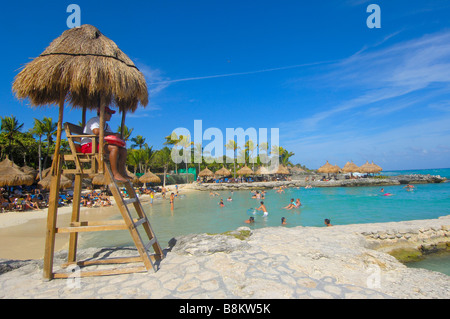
(42, 122, 164, 280)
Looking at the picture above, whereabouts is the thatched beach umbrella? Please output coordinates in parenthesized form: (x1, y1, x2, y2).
(198, 167, 214, 177)
(359, 161, 382, 175)
(91, 173, 108, 186)
(342, 161, 360, 174)
(215, 166, 231, 177)
(12, 24, 149, 178)
(255, 166, 271, 175)
(38, 174, 73, 190)
(371, 161, 383, 173)
(12, 24, 151, 280)
(237, 165, 254, 176)
(0, 158, 20, 169)
(289, 167, 305, 174)
(139, 170, 161, 184)
(13, 24, 148, 112)
(20, 165, 38, 180)
(317, 161, 339, 174)
(0, 164, 35, 187)
(272, 165, 290, 175)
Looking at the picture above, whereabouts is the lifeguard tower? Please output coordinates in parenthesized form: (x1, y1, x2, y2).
(12, 25, 163, 280)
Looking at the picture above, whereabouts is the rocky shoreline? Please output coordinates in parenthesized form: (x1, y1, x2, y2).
(191, 174, 447, 191)
(1, 215, 449, 299)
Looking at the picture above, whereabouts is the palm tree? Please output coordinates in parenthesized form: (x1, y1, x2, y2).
(117, 124, 134, 142)
(259, 142, 269, 166)
(29, 118, 45, 180)
(225, 139, 239, 179)
(178, 135, 193, 183)
(245, 140, 257, 170)
(41, 117, 57, 169)
(164, 132, 181, 174)
(193, 142, 203, 177)
(281, 149, 295, 167)
(0, 115, 24, 162)
(131, 135, 146, 149)
(153, 147, 172, 187)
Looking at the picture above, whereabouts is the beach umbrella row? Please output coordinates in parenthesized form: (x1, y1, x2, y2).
(318, 160, 383, 174)
(198, 165, 292, 178)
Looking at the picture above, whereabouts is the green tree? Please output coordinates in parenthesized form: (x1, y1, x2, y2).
(152, 147, 172, 187)
(178, 135, 193, 183)
(0, 115, 24, 162)
(225, 139, 239, 178)
(41, 117, 57, 169)
(164, 132, 181, 174)
(29, 118, 45, 179)
(131, 135, 146, 149)
(117, 124, 134, 142)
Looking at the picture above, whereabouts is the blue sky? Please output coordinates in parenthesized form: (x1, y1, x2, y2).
(1, 0, 450, 170)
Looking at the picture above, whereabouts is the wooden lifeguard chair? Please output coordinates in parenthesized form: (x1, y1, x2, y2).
(12, 25, 163, 280)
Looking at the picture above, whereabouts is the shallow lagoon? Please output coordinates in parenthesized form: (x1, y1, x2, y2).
(81, 181, 450, 250)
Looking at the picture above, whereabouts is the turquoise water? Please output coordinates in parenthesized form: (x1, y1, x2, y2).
(80, 168, 450, 275)
(406, 253, 450, 276)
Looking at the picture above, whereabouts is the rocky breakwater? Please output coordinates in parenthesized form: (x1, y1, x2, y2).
(0, 216, 449, 299)
(192, 174, 447, 191)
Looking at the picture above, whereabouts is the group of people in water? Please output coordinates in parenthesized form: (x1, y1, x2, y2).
(209, 186, 332, 227)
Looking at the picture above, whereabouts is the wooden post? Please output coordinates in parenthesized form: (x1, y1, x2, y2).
(81, 106, 87, 128)
(120, 109, 126, 139)
(67, 174, 82, 263)
(98, 98, 105, 174)
(43, 93, 65, 280)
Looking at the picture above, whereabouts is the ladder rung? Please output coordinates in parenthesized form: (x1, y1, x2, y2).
(134, 217, 147, 228)
(123, 198, 138, 205)
(145, 238, 157, 251)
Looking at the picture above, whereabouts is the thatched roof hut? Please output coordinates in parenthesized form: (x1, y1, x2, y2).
(272, 165, 290, 175)
(342, 161, 360, 174)
(317, 161, 339, 174)
(215, 167, 231, 177)
(237, 165, 254, 175)
(255, 166, 271, 175)
(0, 162, 35, 187)
(139, 170, 161, 184)
(20, 165, 38, 179)
(198, 167, 214, 177)
(359, 161, 378, 174)
(0, 158, 20, 169)
(371, 161, 383, 173)
(12, 24, 148, 112)
(38, 174, 73, 190)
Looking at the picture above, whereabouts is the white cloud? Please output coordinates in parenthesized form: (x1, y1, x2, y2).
(279, 31, 450, 169)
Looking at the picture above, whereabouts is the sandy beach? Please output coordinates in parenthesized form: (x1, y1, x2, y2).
(0, 184, 197, 260)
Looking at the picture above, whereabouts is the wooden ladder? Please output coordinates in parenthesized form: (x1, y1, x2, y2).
(43, 123, 164, 280)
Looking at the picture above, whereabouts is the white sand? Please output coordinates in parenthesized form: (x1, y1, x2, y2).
(0, 184, 199, 260)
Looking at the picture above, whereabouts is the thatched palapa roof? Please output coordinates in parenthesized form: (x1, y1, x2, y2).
(198, 167, 214, 177)
(215, 167, 231, 177)
(12, 24, 148, 112)
(317, 161, 339, 174)
(0, 159, 34, 187)
(139, 170, 161, 184)
(237, 165, 254, 175)
(342, 161, 360, 173)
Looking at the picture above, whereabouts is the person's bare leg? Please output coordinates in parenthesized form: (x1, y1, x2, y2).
(118, 148, 132, 179)
(108, 145, 127, 182)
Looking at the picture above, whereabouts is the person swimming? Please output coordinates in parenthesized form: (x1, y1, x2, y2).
(256, 201, 268, 217)
(245, 216, 255, 224)
(281, 217, 287, 225)
(283, 198, 296, 210)
(219, 199, 225, 207)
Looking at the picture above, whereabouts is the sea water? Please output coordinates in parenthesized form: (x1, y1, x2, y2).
(80, 168, 450, 275)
